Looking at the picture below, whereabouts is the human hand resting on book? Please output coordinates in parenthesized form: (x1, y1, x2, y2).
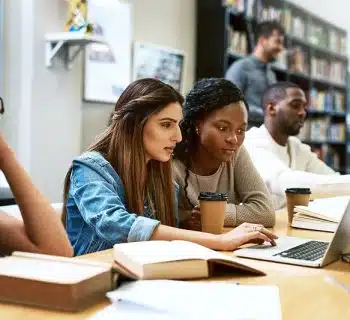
(217, 223, 278, 251)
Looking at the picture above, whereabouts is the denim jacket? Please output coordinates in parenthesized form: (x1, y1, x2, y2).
(65, 151, 179, 256)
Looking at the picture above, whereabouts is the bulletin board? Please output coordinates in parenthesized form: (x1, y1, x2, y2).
(133, 42, 186, 93)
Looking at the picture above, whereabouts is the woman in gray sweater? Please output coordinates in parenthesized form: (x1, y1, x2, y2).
(173, 78, 275, 230)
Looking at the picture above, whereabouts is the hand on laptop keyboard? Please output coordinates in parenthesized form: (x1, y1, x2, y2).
(219, 223, 278, 251)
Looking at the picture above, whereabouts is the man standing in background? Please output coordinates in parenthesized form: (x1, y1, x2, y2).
(225, 20, 284, 126)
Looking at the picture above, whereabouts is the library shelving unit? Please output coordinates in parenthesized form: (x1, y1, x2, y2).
(196, 0, 349, 173)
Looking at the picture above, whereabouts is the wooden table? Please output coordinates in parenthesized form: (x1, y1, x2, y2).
(1, 210, 349, 319)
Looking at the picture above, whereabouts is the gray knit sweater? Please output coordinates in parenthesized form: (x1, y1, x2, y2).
(172, 146, 275, 227)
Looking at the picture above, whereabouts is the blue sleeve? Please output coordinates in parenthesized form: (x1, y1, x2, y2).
(225, 61, 246, 93)
(70, 161, 160, 244)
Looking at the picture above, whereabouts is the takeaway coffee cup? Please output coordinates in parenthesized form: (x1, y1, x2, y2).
(285, 188, 311, 225)
(198, 192, 228, 234)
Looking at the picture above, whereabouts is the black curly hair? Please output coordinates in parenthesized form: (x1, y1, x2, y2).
(173, 78, 248, 207)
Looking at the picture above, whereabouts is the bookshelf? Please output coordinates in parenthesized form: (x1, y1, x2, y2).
(196, 0, 349, 173)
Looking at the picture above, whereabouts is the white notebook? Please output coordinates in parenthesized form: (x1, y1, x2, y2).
(94, 280, 282, 320)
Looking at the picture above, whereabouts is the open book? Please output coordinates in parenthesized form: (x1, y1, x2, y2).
(291, 196, 350, 232)
(0, 251, 112, 311)
(113, 240, 265, 280)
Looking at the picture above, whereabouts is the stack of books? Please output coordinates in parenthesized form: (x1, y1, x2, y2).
(0, 252, 112, 311)
(292, 196, 350, 232)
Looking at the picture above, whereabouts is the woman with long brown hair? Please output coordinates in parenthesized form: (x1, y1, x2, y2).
(63, 78, 277, 256)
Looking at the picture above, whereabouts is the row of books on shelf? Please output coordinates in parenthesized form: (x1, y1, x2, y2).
(227, 27, 248, 56)
(283, 48, 346, 84)
(258, 5, 283, 23)
(224, 1, 347, 55)
(309, 24, 327, 48)
(329, 29, 347, 55)
(309, 89, 345, 113)
(276, 47, 346, 84)
(309, 25, 346, 54)
(289, 46, 308, 74)
(289, 15, 305, 40)
(328, 124, 346, 142)
(299, 119, 346, 143)
(246, 3, 347, 55)
(311, 58, 346, 84)
(223, 0, 254, 17)
(311, 145, 341, 171)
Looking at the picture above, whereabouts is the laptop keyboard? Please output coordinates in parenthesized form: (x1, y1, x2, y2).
(273, 241, 329, 261)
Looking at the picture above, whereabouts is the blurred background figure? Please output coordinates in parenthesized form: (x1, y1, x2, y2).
(225, 20, 284, 128)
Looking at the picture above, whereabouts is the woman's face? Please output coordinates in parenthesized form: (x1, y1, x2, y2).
(143, 102, 183, 162)
(196, 101, 248, 162)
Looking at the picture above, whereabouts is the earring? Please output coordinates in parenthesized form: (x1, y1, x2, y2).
(195, 127, 199, 135)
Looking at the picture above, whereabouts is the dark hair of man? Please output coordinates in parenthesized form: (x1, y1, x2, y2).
(262, 81, 301, 110)
(256, 20, 285, 39)
(173, 78, 248, 207)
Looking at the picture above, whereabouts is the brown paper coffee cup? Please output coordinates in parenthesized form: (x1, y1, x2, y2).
(198, 192, 227, 234)
(285, 188, 311, 225)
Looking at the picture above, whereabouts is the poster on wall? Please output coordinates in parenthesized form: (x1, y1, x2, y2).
(84, 0, 132, 103)
(133, 42, 186, 93)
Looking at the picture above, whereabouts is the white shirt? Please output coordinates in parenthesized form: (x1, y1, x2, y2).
(271, 141, 290, 167)
(244, 125, 349, 209)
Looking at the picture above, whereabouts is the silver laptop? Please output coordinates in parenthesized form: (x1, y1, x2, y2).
(234, 201, 350, 267)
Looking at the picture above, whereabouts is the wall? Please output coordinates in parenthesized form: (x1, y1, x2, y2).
(3, 0, 23, 161)
(29, 0, 83, 201)
(82, 0, 196, 149)
(3, 0, 82, 201)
